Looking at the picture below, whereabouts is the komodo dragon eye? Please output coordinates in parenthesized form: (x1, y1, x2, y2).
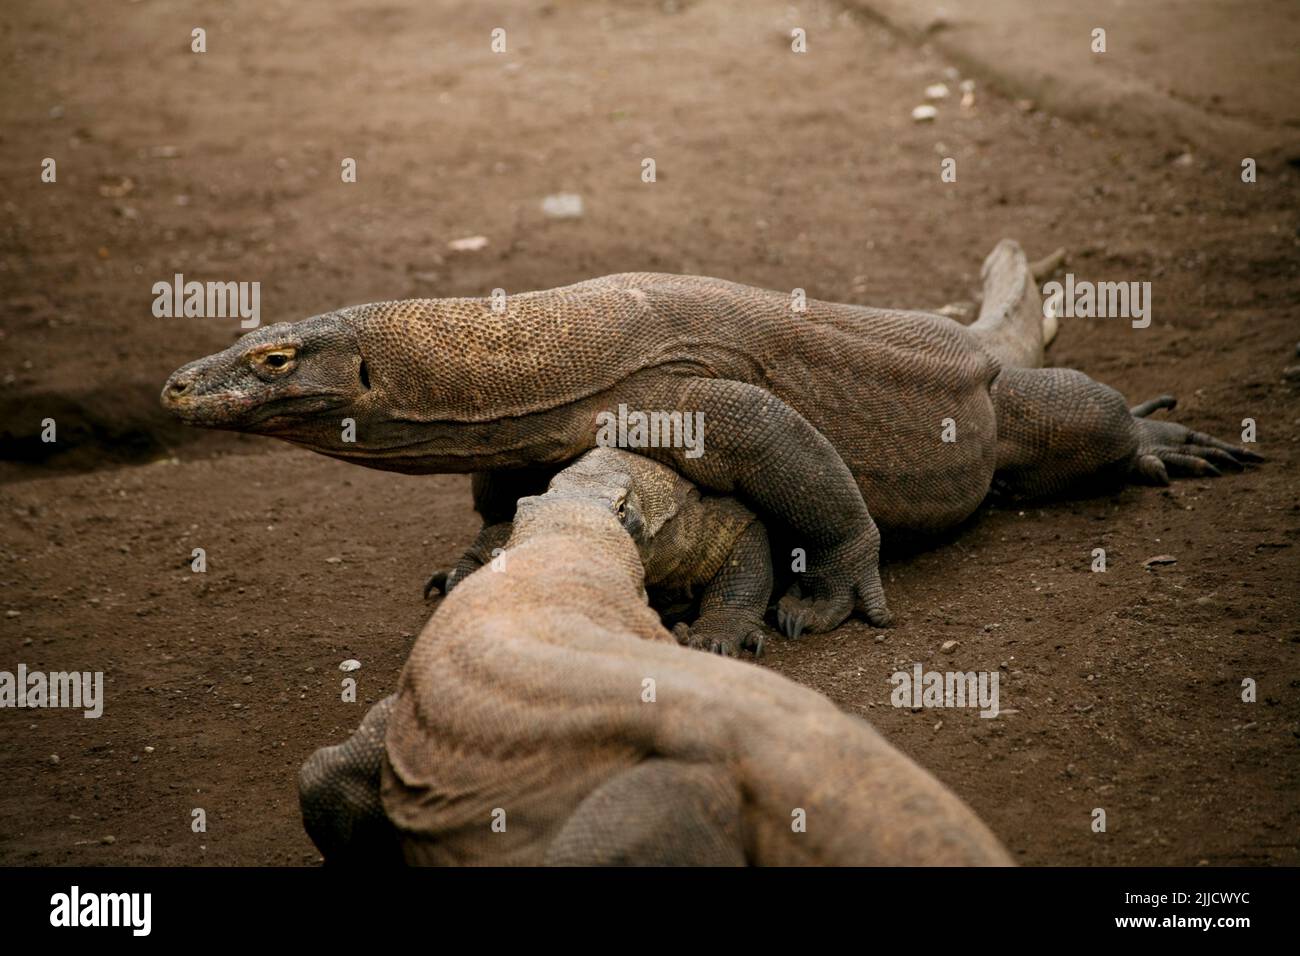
(612, 491, 644, 539)
(250, 347, 298, 379)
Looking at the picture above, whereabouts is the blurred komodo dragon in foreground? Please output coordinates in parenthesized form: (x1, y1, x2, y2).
(299, 447, 1010, 865)
(163, 240, 1261, 637)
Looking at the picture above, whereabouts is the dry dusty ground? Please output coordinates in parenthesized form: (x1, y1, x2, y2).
(0, 0, 1297, 865)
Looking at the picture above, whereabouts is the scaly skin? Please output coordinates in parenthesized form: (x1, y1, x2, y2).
(428, 448, 772, 656)
(302, 488, 1012, 866)
(163, 240, 1260, 636)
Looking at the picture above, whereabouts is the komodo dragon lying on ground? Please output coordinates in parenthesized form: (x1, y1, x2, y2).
(300, 448, 1011, 865)
(163, 240, 1261, 636)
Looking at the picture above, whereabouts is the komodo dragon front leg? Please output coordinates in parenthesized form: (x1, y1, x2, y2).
(612, 372, 892, 635)
(665, 516, 772, 657)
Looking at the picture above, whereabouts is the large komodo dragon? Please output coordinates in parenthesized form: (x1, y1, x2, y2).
(299, 447, 1010, 865)
(162, 240, 1260, 636)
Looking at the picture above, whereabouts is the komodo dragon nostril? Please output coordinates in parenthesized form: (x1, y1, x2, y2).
(168, 378, 190, 397)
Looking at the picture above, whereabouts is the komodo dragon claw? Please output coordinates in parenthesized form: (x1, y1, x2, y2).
(776, 546, 893, 638)
(777, 604, 811, 641)
(423, 522, 513, 600)
(422, 566, 474, 599)
(1128, 394, 1264, 485)
(672, 621, 767, 658)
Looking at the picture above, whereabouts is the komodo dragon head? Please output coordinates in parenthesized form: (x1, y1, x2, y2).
(161, 315, 365, 433)
(513, 447, 696, 558)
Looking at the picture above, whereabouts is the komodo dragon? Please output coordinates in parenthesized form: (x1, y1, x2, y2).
(300, 459, 1011, 865)
(538, 448, 773, 656)
(162, 240, 1260, 636)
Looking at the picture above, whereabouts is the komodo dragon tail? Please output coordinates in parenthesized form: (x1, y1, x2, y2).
(967, 239, 1067, 369)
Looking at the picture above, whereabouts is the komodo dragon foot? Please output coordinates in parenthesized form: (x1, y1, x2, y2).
(775, 531, 892, 640)
(672, 617, 767, 658)
(1128, 396, 1264, 483)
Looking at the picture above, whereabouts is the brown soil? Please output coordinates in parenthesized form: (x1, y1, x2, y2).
(1, 0, 1297, 865)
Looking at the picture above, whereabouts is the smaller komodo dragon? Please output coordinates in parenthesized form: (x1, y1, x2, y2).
(300, 450, 1011, 866)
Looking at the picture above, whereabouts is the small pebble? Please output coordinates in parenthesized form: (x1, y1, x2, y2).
(340, 659, 361, 672)
(911, 105, 938, 122)
(541, 193, 584, 218)
(447, 235, 489, 252)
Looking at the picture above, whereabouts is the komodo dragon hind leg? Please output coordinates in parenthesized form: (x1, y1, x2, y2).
(965, 239, 1066, 369)
(543, 760, 746, 866)
(990, 367, 1263, 497)
(299, 695, 403, 865)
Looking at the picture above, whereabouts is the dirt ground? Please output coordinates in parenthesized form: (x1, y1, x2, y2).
(1, 0, 1297, 866)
